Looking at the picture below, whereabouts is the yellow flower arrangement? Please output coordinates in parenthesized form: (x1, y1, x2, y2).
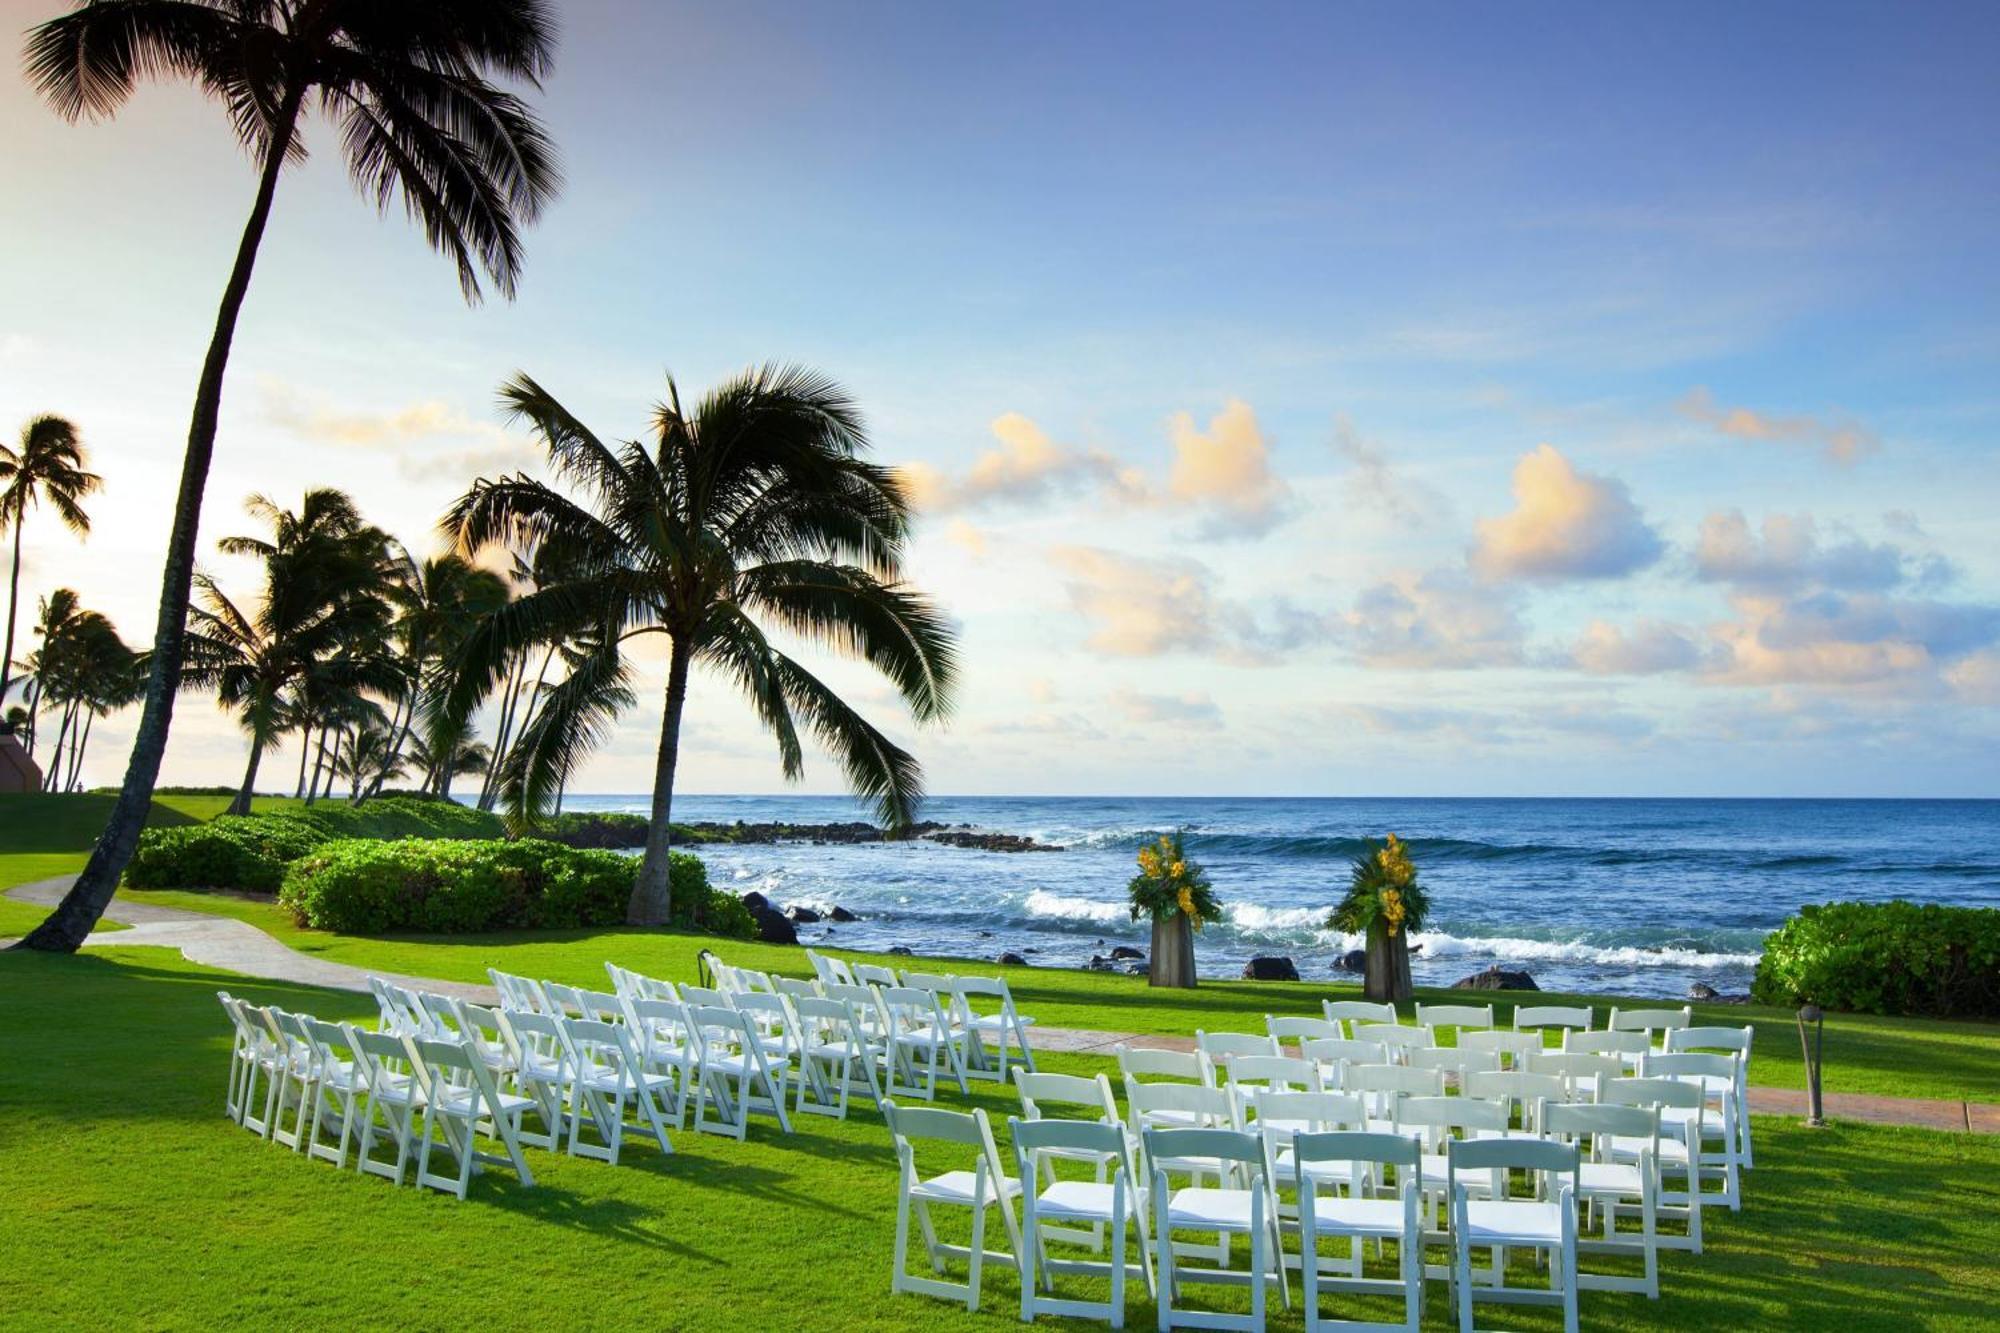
(1328, 832, 1430, 939)
(1128, 829, 1221, 927)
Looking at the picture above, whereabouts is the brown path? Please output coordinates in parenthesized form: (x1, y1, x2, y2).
(6, 876, 1991, 1134)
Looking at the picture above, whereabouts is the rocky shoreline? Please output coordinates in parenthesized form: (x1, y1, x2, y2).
(539, 812, 1058, 853)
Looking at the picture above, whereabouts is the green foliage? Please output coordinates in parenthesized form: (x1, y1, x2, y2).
(277, 837, 747, 939)
(1127, 829, 1221, 927)
(121, 798, 503, 893)
(527, 811, 651, 848)
(1753, 900, 2000, 1018)
(1328, 832, 1430, 938)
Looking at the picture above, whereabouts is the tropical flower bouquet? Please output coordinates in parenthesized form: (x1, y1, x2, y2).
(1327, 833, 1430, 1002)
(1128, 829, 1219, 988)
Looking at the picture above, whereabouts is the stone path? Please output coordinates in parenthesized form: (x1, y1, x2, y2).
(8, 876, 1993, 1135)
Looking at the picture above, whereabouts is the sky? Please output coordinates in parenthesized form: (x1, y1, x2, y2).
(2, 0, 1997, 798)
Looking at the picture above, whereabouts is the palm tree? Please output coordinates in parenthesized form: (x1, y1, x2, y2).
(372, 549, 508, 800)
(183, 490, 398, 814)
(0, 414, 100, 705)
(24, 590, 140, 792)
(406, 733, 491, 796)
(442, 366, 959, 924)
(18, 1, 560, 953)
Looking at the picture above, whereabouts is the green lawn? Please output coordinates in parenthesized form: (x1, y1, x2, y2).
(0, 945, 1994, 1330)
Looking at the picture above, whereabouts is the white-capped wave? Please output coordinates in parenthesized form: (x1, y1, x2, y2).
(1022, 889, 1128, 924)
(1225, 902, 1336, 935)
(1405, 931, 1760, 971)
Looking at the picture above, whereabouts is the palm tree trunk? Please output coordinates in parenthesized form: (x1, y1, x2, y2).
(307, 726, 332, 805)
(630, 639, 691, 925)
(0, 511, 23, 705)
(67, 710, 94, 791)
(482, 653, 528, 809)
(46, 699, 73, 789)
(230, 731, 265, 817)
(23, 680, 39, 755)
(293, 722, 313, 798)
(17, 88, 305, 952)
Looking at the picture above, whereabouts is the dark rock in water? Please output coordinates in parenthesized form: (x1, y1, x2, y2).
(1336, 949, 1367, 974)
(1087, 955, 1117, 972)
(1688, 982, 1721, 1001)
(829, 905, 859, 923)
(787, 905, 821, 924)
(739, 892, 797, 945)
(997, 951, 1029, 966)
(976, 930, 993, 938)
(1453, 966, 1537, 991)
(1110, 945, 1144, 961)
(1242, 956, 1301, 982)
(888, 945, 914, 956)
(1408, 943, 1423, 956)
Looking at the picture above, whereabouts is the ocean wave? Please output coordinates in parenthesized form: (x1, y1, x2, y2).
(1020, 889, 1128, 925)
(1407, 931, 1761, 971)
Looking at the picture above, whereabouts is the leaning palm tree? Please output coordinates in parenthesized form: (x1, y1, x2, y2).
(17, 0, 561, 953)
(0, 414, 99, 704)
(442, 366, 959, 925)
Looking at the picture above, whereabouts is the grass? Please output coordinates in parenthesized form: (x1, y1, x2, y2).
(0, 944, 1994, 1330)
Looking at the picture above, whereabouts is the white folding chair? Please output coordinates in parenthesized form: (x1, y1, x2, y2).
(1544, 1100, 1661, 1299)
(407, 1037, 538, 1198)
(1146, 1126, 1290, 1330)
(793, 993, 885, 1118)
(1563, 1028, 1653, 1072)
(621, 995, 696, 1129)
(541, 979, 589, 1021)
(689, 1004, 793, 1139)
(1300, 1037, 1388, 1093)
(488, 967, 552, 1015)
(1266, 1015, 1343, 1059)
(1343, 1063, 1445, 1134)
(1227, 1054, 1325, 1123)
(1642, 1050, 1743, 1209)
(1196, 1030, 1281, 1085)
(954, 975, 1039, 1082)
(853, 961, 901, 989)
(1013, 1116, 1155, 1326)
(1293, 1130, 1425, 1333)
(225, 1000, 286, 1140)
(495, 1008, 573, 1151)
(1464, 1069, 1569, 1136)
(262, 1008, 321, 1152)
(881, 1101, 1024, 1312)
(1118, 1046, 1213, 1098)
(1015, 1069, 1123, 1249)
(883, 984, 970, 1099)
(348, 1025, 425, 1185)
(1393, 1095, 1509, 1260)
(1410, 1046, 1500, 1089)
(772, 974, 823, 1005)
(805, 947, 857, 987)
(298, 1016, 366, 1169)
(1323, 999, 1399, 1037)
(562, 1017, 676, 1164)
(1447, 1137, 1580, 1333)
(1527, 1049, 1628, 1103)
(1252, 1090, 1367, 1248)
(1667, 1024, 1756, 1168)
(1459, 1028, 1543, 1071)
(1601, 1076, 1706, 1253)
(1609, 1006, 1692, 1052)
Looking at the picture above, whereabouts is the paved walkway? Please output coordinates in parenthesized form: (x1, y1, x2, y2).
(8, 876, 1993, 1135)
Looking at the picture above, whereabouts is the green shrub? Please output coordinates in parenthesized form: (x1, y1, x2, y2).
(122, 797, 503, 894)
(278, 837, 748, 939)
(529, 811, 651, 849)
(1752, 900, 2000, 1018)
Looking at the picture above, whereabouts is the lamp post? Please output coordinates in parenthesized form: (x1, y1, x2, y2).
(1797, 1003, 1826, 1127)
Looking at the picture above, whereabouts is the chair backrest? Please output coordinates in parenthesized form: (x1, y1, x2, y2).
(1353, 1021, 1434, 1057)
(542, 980, 588, 1020)
(1124, 1077, 1237, 1132)
(902, 970, 955, 994)
(1609, 1005, 1692, 1037)
(1291, 1130, 1422, 1194)
(417, 991, 466, 1038)
(1011, 1115, 1137, 1183)
(1227, 1054, 1324, 1097)
(489, 967, 551, 1015)
(1414, 1002, 1495, 1032)
(1196, 1029, 1281, 1076)
(1465, 1069, 1568, 1114)
(1448, 1135, 1579, 1193)
(1642, 1050, 1738, 1082)
(1395, 1093, 1508, 1143)
(804, 949, 857, 988)
(1460, 1029, 1545, 1065)
(1564, 1029, 1652, 1058)
(732, 966, 778, 997)
(458, 1000, 508, 1048)
(689, 1004, 756, 1049)
(1300, 1036, 1388, 1071)
(1249, 1089, 1365, 1136)
(882, 1101, 1010, 1193)
(1667, 1024, 1753, 1057)
(1601, 1075, 1704, 1113)
(1143, 1126, 1265, 1181)
(1266, 1015, 1342, 1054)
(881, 984, 954, 1037)
(1343, 1062, 1446, 1099)
(1118, 1046, 1211, 1085)
(622, 995, 692, 1048)
(773, 975, 822, 1004)
(852, 962, 900, 989)
(565, 1017, 635, 1078)
(734, 991, 803, 1056)
(678, 983, 733, 1010)
(952, 975, 1020, 1024)
(822, 981, 890, 1034)
(1515, 1004, 1593, 1032)
(1544, 1100, 1658, 1148)
(1411, 1046, 1500, 1078)
(349, 1024, 417, 1079)
(1323, 999, 1399, 1033)
(1014, 1069, 1118, 1124)
(571, 988, 625, 1024)
(1526, 1050, 1627, 1087)
(301, 1015, 355, 1067)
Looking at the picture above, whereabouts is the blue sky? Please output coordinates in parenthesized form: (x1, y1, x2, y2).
(2, 0, 1997, 795)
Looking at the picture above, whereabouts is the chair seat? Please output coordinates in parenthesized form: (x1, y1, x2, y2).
(1304, 1195, 1409, 1237)
(1035, 1180, 1132, 1223)
(1155, 1154, 1236, 1178)
(805, 1039, 870, 1060)
(1166, 1187, 1258, 1232)
(970, 1014, 1035, 1030)
(438, 1088, 536, 1117)
(1578, 1162, 1645, 1194)
(580, 1068, 676, 1094)
(912, 1170, 1023, 1207)
(1609, 1134, 1691, 1163)
(1461, 1199, 1565, 1246)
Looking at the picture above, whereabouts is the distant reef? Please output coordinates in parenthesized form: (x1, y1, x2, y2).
(530, 811, 1059, 854)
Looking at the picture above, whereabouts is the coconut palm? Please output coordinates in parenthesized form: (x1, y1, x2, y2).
(406, 733, 491, 795)
(182, 490, 398, 815)
(18, 0, 561, 953)
(25, 590, 141, 792)
(442, 366, 959, 924)
(0, 414, 100, 705)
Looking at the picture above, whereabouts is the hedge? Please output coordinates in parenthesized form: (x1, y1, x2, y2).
(123, 797, 505, 893)
(278, 837, 753, 939)
(1752, 900, 2000, 1019)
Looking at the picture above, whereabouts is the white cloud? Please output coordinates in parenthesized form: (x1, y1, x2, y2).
(901, 412, 1144, 513)
(1678, 386, 1880, 464)
(1694, 510, 1916, 593)
(1338, 567, 1525, 669)
(1109, 687, 1223, 729)
(1047, 546, 1223, 657)
(944, 518, 988, 557)
(257, 377, 537, 482)
(1166, 399, 1292, 535)
(1568, 619, 1703, 675)
(1331, 414, 1447, 528)
(1470, 444, 1663, 582)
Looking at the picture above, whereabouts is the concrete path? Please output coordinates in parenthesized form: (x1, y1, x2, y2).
(7, 876, 1993, 1134)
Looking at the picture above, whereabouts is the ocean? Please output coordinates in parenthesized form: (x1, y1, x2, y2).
(565, 794, 2000, 999)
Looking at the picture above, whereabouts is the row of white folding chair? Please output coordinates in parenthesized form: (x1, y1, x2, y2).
(798, 949, 1042, 1084)
(217, 992, 537, 1200)
(1667, 1024, 1756, 1168)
